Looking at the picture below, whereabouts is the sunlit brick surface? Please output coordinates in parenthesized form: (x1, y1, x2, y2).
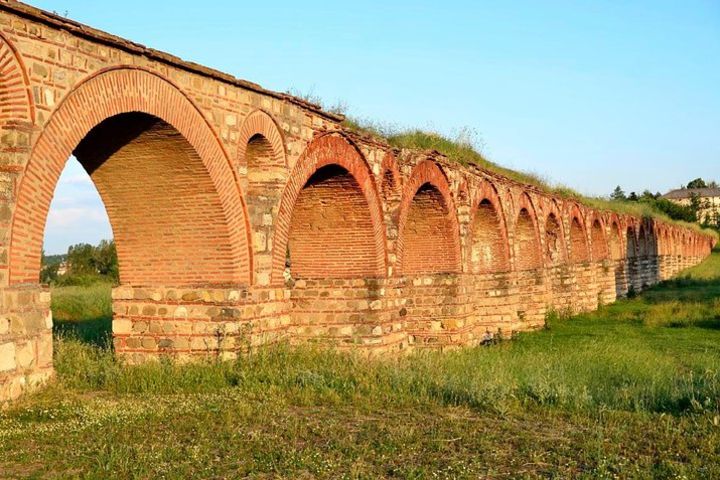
(0, 2, 714, 403)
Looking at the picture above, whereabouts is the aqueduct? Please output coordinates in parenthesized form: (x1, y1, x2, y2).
(0, 1, 715, 403)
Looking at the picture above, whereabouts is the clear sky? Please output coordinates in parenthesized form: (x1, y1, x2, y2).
(33, 0, 719, 254)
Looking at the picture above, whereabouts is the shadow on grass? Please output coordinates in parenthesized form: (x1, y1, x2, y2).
(53, 316, 112, 349)
(640, 276, 720, 304)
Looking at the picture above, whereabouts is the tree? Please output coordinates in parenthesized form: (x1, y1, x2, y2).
(52, 240, 119, 286)
(686, 178, 707, 189)
(628, 192, 639, 201)
(640, 190, 656, 201)
(93, 239, 119, 282)
(610, 186, 626, 201)
(645, 197, 696, 223)
(66, 243, 97, 276)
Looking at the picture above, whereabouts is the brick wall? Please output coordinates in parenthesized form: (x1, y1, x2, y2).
(0, 2, 715, 404)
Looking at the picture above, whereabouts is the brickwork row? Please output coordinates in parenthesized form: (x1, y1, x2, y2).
(0, 2, 715, 403)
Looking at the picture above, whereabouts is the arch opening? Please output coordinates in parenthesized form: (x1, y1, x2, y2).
(514, 208, 542, 271)
(470, 199, 509, 273)
(287, 164, 380, 279)
(545, 213, 565, 265)
(609, 223, 622, 260)
(13, 112, 239, 287)
(400, 183, 459, 275)
(591, 220, 609, 261)
(569, 217, 590, 263)
(246, 133, 285, 192)
(638, 226, 649, 257)
(626, 228, 638, 258)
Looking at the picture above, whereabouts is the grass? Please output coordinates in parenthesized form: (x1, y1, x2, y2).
(51, 283, 113, 347)
(2, 253, 720, 478)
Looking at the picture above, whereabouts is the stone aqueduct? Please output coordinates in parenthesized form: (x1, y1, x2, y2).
(0, 1, 714, 403)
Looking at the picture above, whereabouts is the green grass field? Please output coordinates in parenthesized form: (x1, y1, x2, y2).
(2, 254, 720, 479)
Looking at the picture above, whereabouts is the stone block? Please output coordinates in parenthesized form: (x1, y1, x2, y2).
(0, 342, 17, 372)
(15, 341, 35, 369)
(113, 319, 133, 335)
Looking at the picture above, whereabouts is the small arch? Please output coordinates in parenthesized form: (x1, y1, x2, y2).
(237, 109, 286, 193)
(638, 225, 649, 257)
(271, 134, 386, 284)
(513, 194, 542, 271)
(608, 220, 623, 260)
(396, 160, 461, 275)
(469, 196, 510, 273)
(590, 218, 609, 261)
(626, 227, 638, 258)
(569, 214, 590, 263)
(545, 212, 566, 265)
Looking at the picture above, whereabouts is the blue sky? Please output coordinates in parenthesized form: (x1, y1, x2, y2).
(33, 0, 719, 254)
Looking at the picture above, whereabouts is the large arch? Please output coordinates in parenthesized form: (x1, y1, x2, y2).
(512, 193, 542, 271)
(271, 133, 386, 283)
(467, 181, 510, 273)
(396, 160, 461, 275)
(9, 67, 251, 286)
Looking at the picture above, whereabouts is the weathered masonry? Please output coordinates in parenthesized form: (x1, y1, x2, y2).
(0, 1, 715, 404)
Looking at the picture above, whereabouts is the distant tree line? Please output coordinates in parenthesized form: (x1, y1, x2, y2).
(610, 177, 719, 229)
(41, 239, 118, 286)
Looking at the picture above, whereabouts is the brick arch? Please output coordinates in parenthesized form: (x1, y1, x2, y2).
(668, 230, 677, 256)
(237, 109, 287, 191)
(608, 216, 623, 260)
(543, 200, 567, 266)
(9, 67, 251, 286)
(396, 160, 461, 275)
(662, 228, 671, 256)
(568, 205, 590, 263)
(271, 133, 386, 284)
(590, 215, 609, 261)
(0, 32, 34, 127)
(638, 225, 649, 257)
(626, 225, 639, 258)
(677, 231, 685, 256)
(513, 192, 542, 271)
(646, 222, 658, 256)
(655, 227, 665, 255)
(467, 180, 510, 273)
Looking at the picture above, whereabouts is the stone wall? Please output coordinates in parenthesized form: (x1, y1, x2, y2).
(0, 1, 715, 404)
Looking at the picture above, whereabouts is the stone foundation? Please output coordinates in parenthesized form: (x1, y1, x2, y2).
(0, 285, 53, 404)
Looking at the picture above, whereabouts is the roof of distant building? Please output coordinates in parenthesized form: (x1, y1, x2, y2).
(663, 187, 720, 200)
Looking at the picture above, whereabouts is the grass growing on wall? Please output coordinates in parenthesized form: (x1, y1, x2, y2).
(2, 251, 720, 478)
(343, 117, 717, 240)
